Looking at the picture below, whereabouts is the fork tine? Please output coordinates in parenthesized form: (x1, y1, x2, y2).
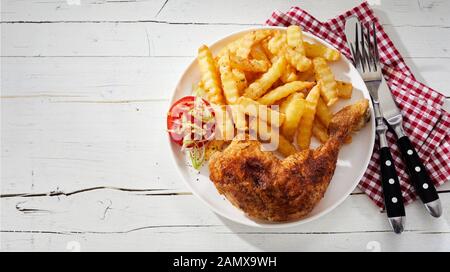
(354, 22, 360, 69)
(360, 23, 368, 72)
(365, 23, 374, 72)
(372, 22, 380, 68)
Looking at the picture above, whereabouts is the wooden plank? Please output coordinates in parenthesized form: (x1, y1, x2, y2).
(2, 0, 450, 27)
(1, 57, 192, 99)
(2, 57, 449, 98)
(2, 231, 450, 251)
(1, 191, 449, 251)
(1, 0, 167, 22)
(0, 23, 250, 57)
(1, 189, 449, 234)
(2, 23, 450, 59)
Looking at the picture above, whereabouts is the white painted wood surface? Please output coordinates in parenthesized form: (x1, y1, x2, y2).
(1, 0, 449, 251)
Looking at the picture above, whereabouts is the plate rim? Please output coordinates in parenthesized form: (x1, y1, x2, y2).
(167, 26, 375, 228)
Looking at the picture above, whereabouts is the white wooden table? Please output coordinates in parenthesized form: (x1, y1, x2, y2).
(1, 0, 450, 252)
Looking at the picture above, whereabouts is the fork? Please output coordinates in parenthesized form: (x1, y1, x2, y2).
(347, 20, 405, 233)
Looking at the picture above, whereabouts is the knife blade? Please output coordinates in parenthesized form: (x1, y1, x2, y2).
(378, 78, 442, 217)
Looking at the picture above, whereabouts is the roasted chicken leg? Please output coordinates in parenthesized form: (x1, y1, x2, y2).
(209, 99, 370, 222)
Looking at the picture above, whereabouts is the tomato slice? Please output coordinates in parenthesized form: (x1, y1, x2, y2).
(167, 96, 215, 147)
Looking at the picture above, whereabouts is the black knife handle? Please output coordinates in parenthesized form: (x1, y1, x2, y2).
(379, 146, 406, 218)
(397, 136, 439, 204)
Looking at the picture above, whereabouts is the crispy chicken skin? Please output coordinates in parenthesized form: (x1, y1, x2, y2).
(209, 99, 370, 222)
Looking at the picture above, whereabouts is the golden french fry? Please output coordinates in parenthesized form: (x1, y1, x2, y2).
(244, 71, 260, 84)
(286, 25, 302, 48)
(250, 43, 270, 63)
(312, 121, 329, 143)
(235, 32, 256, 59)
(198, 45, 224, 104)
(260, 38, 274, 60)
(312, 57, 338, 106)
(336, 80, 353, 99)
(231, 68, 247, 92)
(212, 105, 235, 141)
(243, 56, 287, 99)
(285, 47, 312, 72)
(238, 97, 285, 127)
(316, 97, 333, 128)
(230, 104, 247, 134)
(280, 92, 306, 141)
(280, 64, 299, 83)
(277, 133, 298, 156)
(229, 53, 269, 72)
(234, 30, 273, 59)
(217, 51, 240, 104)
(254, 29, 274, 42)
(268, 32, 287, 56)
(285, 25, 311, 72)
(305, 82, 321, 104)
(257, 81, 314, 105)
(297, 67, 315, 81)
(248, 117, 297, 157)
(296, 84, 321, 150)
(304, 42, 340, 61)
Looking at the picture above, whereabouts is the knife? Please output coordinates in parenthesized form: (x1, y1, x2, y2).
(378, 78, 442, 217)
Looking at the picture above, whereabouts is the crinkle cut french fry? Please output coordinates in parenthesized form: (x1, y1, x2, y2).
(198, 45, 224, 104)
(212, 105, 235, 141)
(231, 68, 247, 92)
(316, 97, 333, 128)
(312, 57, 338, 106)
(260, 38, 274, 60)
(305, 82, 321, 104)
(304, 42, 340, 61)
(280, 64, 299, 83)
(218, 51, 240, 104)
(285, 47, 312, 72)
(235, 32, 255, 59)
(250, 43, 270, 63)
(285, 25, 311, 72)
(254, 29, 274, 42)
(296, 84, 320, 150)
(336, 80, 353, 99)
(277, 133, 298, 157)
(296, 101, 316, 150)
(230, 53, 269, 73)
(243, 56, 287, 99)
(244, 71, 260, 84)
(268, 32, 286, 56)
(312, 121, 329, 143)
(297, 67, 315, 81)
(238, 97, 285, 127)
(235, 30, 272, 59)
(231, 104, 247, 137)
(257, 81, 314, 105)
(286, 25, 303, 49)
(248, 117, 297, 157)
(280, 92, 306, 141)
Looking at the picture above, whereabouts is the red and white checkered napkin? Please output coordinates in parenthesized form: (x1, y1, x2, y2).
(266, 2, 450, 209)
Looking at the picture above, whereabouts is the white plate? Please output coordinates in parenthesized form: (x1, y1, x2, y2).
(168, 27, 375, 228)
